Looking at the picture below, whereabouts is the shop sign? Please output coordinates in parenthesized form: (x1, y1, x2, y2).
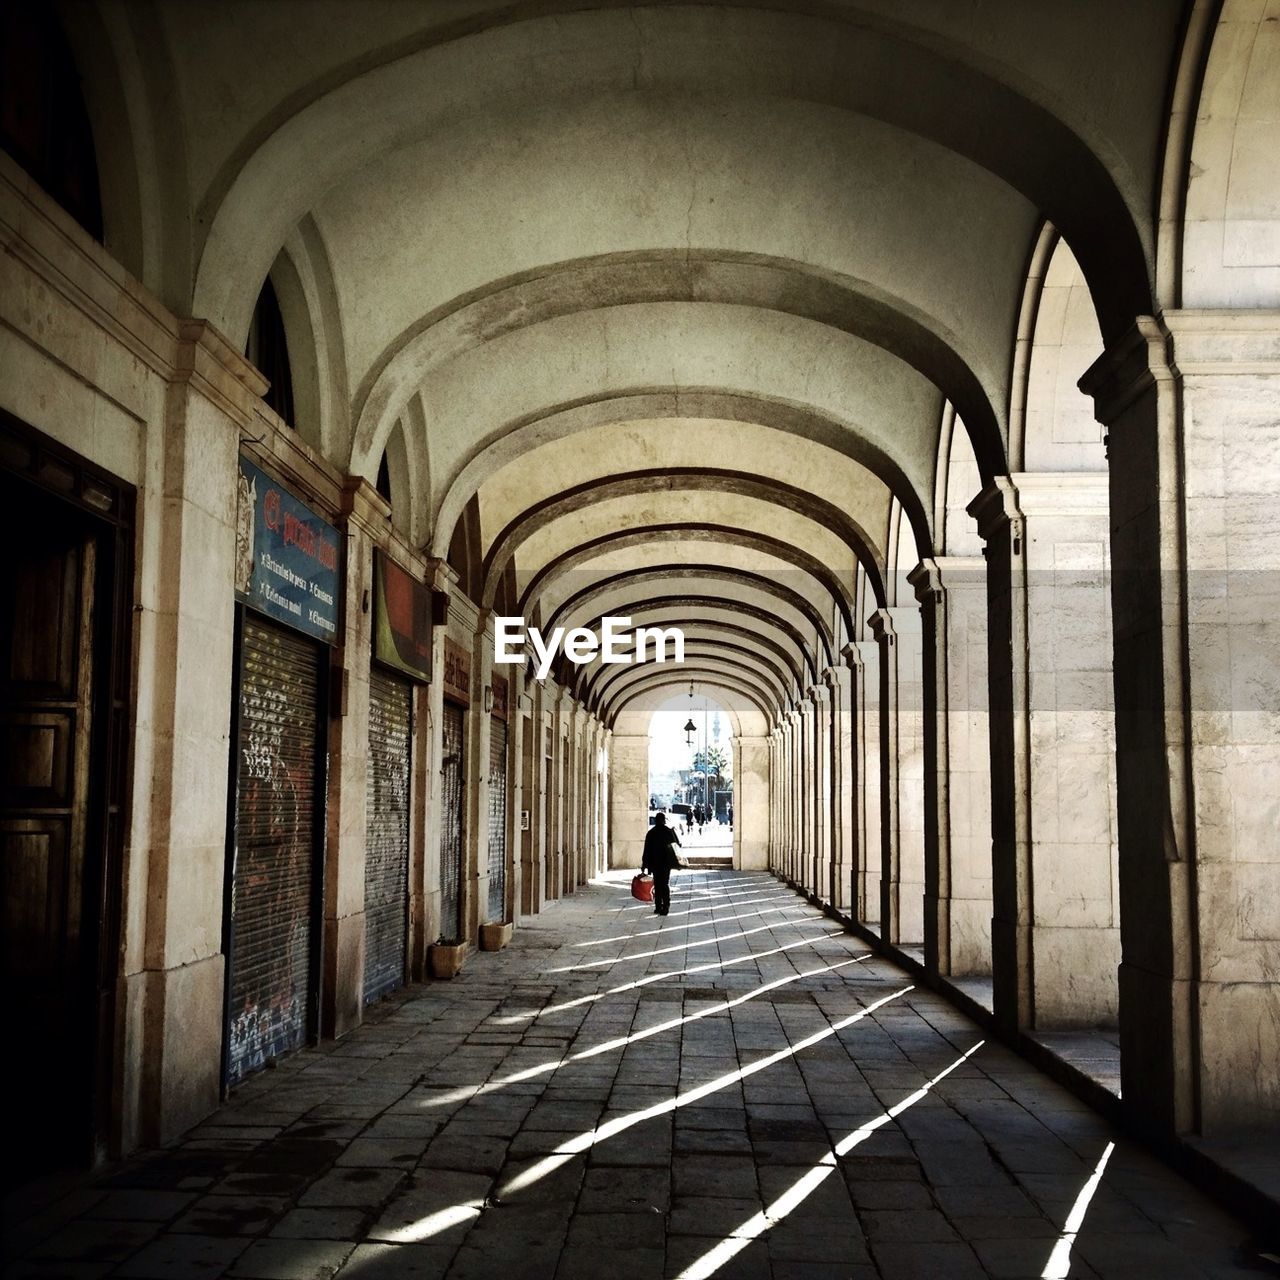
(491, 673, 509, 721)
(373, 550, 431, 682)
(443, 636, 471, 705)
(235, 455, 341, 645)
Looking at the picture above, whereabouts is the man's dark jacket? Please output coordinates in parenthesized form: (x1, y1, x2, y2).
(642, 825, 682, 873)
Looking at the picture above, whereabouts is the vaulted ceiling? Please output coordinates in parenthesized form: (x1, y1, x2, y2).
(75, 0, 1188, 727)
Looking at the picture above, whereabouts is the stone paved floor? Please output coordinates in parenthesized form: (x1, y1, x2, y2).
(5, 871, 1275, 1280)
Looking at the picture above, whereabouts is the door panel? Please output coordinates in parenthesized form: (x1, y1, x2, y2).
(487, 717, 508, 922)
(0, 491, 96, 1172)
(227, 615, 320, 1085)
(365, 668, 411, 1002)
(439, 703, 464, 942)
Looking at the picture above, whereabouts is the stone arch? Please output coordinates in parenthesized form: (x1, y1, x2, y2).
(188, 5, 1155, 349)
(1171, 0, 1280, 307)
(347, 253, 1007, 488)
(480, 468, 885, 609)
(515, 525, 857, 642)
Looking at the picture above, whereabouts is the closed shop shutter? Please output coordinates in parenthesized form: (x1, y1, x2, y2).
(487, 717, 508, 922)
(440, 702, 465, 942)
(227, 615, 321, 1085)
(364, 668, 411, 1003)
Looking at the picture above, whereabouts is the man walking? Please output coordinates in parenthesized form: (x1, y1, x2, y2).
(641, 812, 682, 916)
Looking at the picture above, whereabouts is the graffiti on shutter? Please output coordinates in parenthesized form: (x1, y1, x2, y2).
(439, 702, 465, 941)
(487, 716, 508, 922)
(364, 669, 411, 1002)
(228, 616, 320, 1085)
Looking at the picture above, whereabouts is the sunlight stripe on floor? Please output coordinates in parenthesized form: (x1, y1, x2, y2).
(675, 1039, 986, 1279)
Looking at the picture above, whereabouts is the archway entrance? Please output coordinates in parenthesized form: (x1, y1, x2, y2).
(648, 694, 734, 866)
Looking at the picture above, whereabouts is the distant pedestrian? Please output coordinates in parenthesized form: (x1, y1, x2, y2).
(641, 812, 682, 916)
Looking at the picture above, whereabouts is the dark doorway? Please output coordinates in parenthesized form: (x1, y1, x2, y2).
(0, 426, 131, 1181)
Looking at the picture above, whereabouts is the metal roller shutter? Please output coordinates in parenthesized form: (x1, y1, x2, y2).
(364, 669, 411, 1002)
(227, 616, 320, 1085)
(487, 717, 508, 922)
(439, 702, 465, 942)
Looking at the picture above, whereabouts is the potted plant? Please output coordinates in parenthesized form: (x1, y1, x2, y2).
(428, 937, 467, 978)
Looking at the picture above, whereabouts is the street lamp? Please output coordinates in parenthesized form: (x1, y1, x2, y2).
(683, 718, 696, 747)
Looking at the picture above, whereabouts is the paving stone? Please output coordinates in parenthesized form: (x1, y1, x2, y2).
(26, 1219, 161, 1263)
(111, 1233, 250, 1279)
(671, 1155, 760, 1198)
(870, 1240, 987, 1279)
(170, 1193, 289, 1236)
(83, 1190, 196, 1222)
(335, 1138, 427, 1168)
(6, 872, 1266, 1280)
(297, 1167, 407, 1208)
(557, 1244, 665, 1279)
(566, 1210, 665, 1250)
(230, 1239, 356, 1279)
(667, 1194, 763, 1238)
(576, 1166, 670, 1214)
(769, 1263, 878, 1280)
(367, 1171, 492, 1245)
(443, 1204, 571, 1279)
(663, 1234, 772, 1280)
(269, 1208, 369, 1239)
(493, 1156, 585, 1205)
(847, 1178, 934, 1210)
(862, 1208, 960, 1243)
(3, 1263, 118, 1279)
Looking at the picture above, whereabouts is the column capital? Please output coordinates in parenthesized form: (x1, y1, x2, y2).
(868, 605, 921, 644)
(1080, 311, 1280, 423)
(806, 683, 831, 705)
(908, 556, 987, 605)
(846, 639, 875, 670)
(966, 475, 1024, 541)
(340, 474, 391, 534)
(1008, 472, 1109, 517)
(424, 556, 458, 594)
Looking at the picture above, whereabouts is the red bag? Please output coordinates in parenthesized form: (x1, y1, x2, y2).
(631, 874, 654, 901)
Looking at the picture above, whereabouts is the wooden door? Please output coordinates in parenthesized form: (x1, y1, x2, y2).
(1, 485, 98, 1173)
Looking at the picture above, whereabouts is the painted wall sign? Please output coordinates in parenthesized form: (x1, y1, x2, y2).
(443, 636, 471, 706)
(373, 550, 431, 682)
(235, 455, 341, 645)
(490, 673, 509, 721)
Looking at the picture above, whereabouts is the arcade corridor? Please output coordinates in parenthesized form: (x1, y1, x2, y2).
(2, 2, 1279, 1270)
(4, 872, 1266, 1280)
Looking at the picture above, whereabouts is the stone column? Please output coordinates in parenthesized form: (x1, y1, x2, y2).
(470, 614, 495, 933)
(851, 641, 883, 927)
(321, 479, 381, 1040)
(509, 688, 529, 922)
(1080, 313, 1280, 1139)
(768, 730, 781, 873)
(910, 556, 993, 979)
(788, 706, 803, 886)
(970, 475, 1118, 1034)
(535, 698, 552, 902)
(809, 685, 833, 904)
(799, 697, 817, 896)
(828, 661, 855, 914)
(870, 607, 926, 946)
(598, 726, 612, 879)
(736, 736, 771, 870)
(609, 733, 649, 869)
(569, 704, 586, 890)
(137, 324, 256, 1144)
(524, 684, 548, 915)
